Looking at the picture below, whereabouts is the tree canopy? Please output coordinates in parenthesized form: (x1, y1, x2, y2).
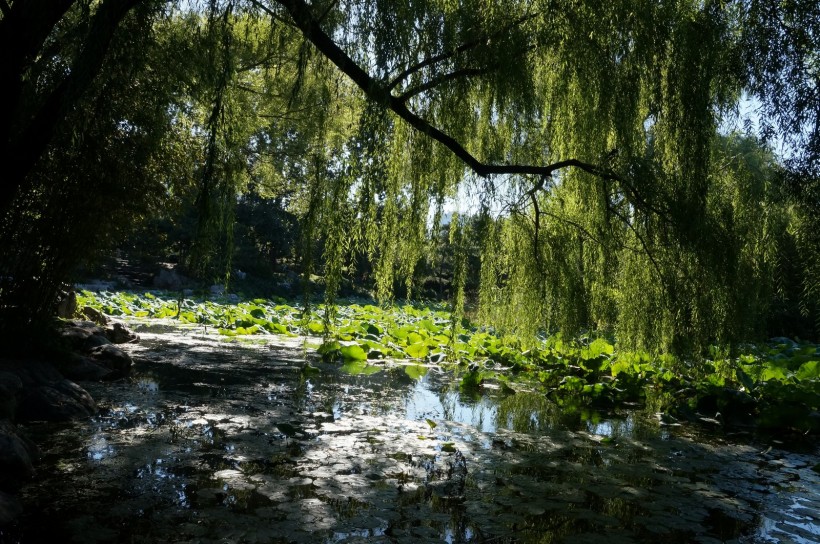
(1, 0, 819, 353)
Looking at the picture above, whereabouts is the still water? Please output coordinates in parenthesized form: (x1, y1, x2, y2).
(7, 321, 820, 543)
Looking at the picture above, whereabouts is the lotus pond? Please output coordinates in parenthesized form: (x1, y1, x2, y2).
(5, 292, 820, 543)
(76, 291, 820, 432)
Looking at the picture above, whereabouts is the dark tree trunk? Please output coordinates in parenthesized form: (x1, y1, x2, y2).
(0, 0, 143, 215)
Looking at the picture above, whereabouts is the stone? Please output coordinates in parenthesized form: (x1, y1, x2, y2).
(104, 322, 139, 344)
(17, 379, 96, 422)
(0, 420, 35, 488)
(68, 320, 106, 336)
(227, 293, 240, 304)
(6, 361, 63, 388)
(55, 290, 77, 318)
(115, 275, 134, 289)
(59, 326, 93, 350)
(55, 354, 114, 382)
(153, 268, 187, 290)
(80, 306, 108, 325)
(84, 333, 112, 351)
(210, 284, 225, 296)
(769, 337, 798, 348)
(0, 372, 23, 395)
(87, 344, 132, 376)
(60, 322, 111, 352)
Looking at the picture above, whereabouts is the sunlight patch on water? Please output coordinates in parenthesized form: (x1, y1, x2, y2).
(757, 495, 820, 543)
(12, 322, 818, 544)
(86, 432, 114, 461)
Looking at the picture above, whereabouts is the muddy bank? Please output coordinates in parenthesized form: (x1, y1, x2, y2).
(3, 320, 819, 543)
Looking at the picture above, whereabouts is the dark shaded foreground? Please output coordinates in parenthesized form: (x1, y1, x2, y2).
(3, 321, 819, 543)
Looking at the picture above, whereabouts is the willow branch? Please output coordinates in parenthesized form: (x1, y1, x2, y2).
(386, 12, 539, 91)
(516, 188, 643, 255)
(529, 191, 542, 267)
(248, 0, 295, 26)
(607, 203, 668, 288)
(397, 67, 490, 102)
(272, 0, 672, 239)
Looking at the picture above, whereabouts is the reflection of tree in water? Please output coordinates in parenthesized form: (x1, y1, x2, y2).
(10, 328, 819, 543)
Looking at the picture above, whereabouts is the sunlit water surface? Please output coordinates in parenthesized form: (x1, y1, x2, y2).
(5, 320, 819, 543)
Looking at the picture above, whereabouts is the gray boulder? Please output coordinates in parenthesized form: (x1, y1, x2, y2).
(56, 354, 114, 382)
(210, 284, 225, 297)
(55, 290, 77, 318)
(60, 321, 111, 352)
(153, 268, 187, 290)
(17, 379, 96, 422)
(87, 344, 132, 376)
(770, 336, 798, 348)
(7, 361, 62, 388)
(104, 322, 139, 344)
(80, 305, 108, 325)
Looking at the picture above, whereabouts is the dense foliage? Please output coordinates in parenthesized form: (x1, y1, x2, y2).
(78, 290, 820, 432)
(2, 0, 820, 357)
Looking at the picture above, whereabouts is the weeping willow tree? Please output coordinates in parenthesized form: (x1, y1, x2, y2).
(251, 0, 816, 352)
(1, 0, 818, 353)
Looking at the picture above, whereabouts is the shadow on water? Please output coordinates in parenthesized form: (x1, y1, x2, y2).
(5, 321, 820, 543)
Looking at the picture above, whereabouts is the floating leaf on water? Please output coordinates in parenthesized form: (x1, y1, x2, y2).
(405, 342, 429, 359)
(418, 319, 441, 333)
(425, 418, 437, 430)
(340, 360, 381, 375)
(405, 365, 428, 380)
(441, 442, 456, 453)
(340, 344, 368, 361)
(306, 321, 325, 335)
(317, 340, 340, 355)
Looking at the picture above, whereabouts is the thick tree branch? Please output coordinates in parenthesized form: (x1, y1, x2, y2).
(1, 0, 143, 213)
(274, 0, 629, 183)
(247, 0, 296, 27)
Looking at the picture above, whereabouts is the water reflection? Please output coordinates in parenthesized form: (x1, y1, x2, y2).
(86, 432, 114, 461)
(9, 322, 819, 544)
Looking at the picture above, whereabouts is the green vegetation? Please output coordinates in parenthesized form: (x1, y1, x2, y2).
(2, 1, 820, 370)
(78, 290, 820, 433)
